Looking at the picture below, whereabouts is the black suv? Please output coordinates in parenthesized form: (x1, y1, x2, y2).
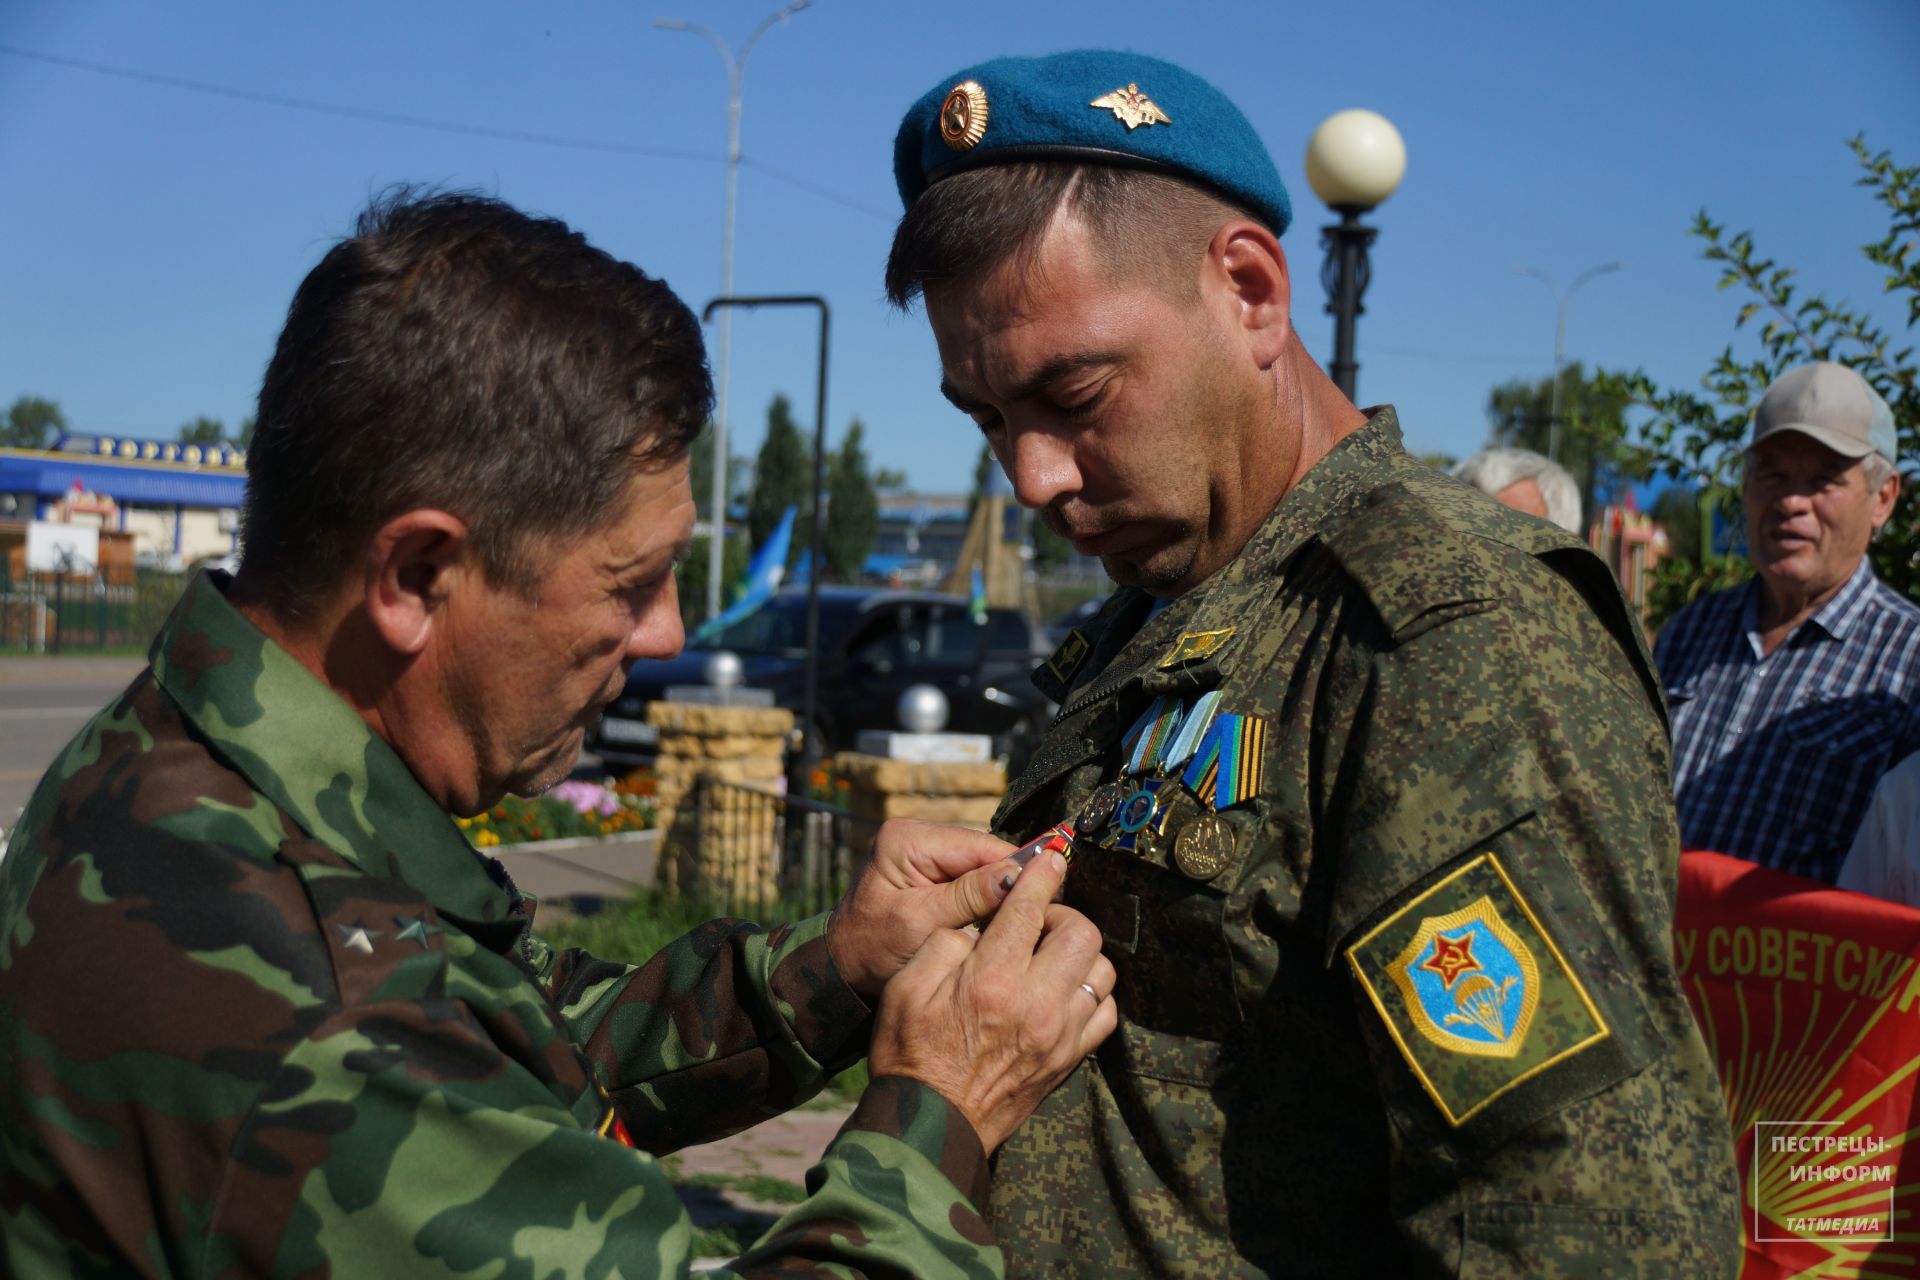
(589, 586, 1057, 771)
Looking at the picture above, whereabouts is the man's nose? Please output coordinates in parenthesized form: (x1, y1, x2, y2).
(628, 580, 685, 663)
(1003, 427, 1081, 511)
(1772, 485, 1816, 515)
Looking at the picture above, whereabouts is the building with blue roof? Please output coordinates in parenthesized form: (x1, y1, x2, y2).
(0, 434, 247, 569)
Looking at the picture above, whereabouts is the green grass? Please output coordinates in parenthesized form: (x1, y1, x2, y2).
(539, 888, 726, 965)
(826, 1060, 869, 1103)
(542, 890, 871, 1113)
(730, 1174, 807, 1205)
(676, 1171, 807, 1206)
(689, 1222, 755, 1259)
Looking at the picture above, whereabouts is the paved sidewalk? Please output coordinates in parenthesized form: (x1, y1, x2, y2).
(676, 1100, 852, 1189)
(669, 1099, 855, 1268)
(0, 656, 145, 686)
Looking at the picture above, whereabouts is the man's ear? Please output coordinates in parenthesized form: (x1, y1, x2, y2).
(364, 510, 469, 657)
(1872, 468, 1902, 532)
(1211, 220, 1292, 368)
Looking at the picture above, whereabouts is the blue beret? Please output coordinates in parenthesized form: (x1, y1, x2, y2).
(893, 50, 1290, 237)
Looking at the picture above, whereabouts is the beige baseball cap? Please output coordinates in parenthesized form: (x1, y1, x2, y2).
(1749, 361, 1897, 463)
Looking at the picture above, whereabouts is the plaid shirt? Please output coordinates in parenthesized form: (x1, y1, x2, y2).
(1655, 557, 1920, 882)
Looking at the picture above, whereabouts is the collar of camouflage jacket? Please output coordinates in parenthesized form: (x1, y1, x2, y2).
(149, 571, 520, 930)
(1003, 409, 1411, 824)
(1062, 406, 1409, 712)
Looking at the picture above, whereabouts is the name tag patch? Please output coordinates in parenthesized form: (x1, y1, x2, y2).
(1345, 852, 1610, 1126)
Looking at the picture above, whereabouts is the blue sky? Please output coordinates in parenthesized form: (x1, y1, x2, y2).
(2, 1, 1916, 493)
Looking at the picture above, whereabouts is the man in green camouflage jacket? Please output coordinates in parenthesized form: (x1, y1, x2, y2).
(0, 192, 1117, 1277)
(886, 52, 1741, 1275)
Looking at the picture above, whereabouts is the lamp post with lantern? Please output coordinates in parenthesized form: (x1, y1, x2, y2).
(654, 1, 811, 623)
(1304, 109, 1406, 403)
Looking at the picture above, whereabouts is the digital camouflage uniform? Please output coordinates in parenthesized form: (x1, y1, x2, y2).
(986, 411, 1740, 1277)
(0, 572, 999, 1278)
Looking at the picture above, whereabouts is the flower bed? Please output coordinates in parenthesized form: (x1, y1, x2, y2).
(457, 770, 658, 849)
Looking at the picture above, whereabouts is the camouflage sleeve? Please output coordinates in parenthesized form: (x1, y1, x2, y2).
(723, 1076, 998, 1280)
(537, 910, 873, 1154)
(1328, 597, 1742, 1276)
(223, 996, 995, 1278)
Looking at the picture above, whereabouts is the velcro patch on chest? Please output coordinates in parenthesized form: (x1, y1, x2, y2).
(1345, 851, 1609, 1126)
(1033, 627, 1092, 701)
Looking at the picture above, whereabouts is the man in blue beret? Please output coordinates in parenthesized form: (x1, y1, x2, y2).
(887, 50, 1740, 1276)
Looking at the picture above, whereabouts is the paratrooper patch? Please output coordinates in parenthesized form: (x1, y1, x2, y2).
(1033, 627, 1092, 701)
(1345, 852, 1609, 1126)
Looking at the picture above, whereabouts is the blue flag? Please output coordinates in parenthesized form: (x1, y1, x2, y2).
(693, 504, 794, 642)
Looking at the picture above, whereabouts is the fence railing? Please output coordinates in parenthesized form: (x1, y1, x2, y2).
(0, 567, 188, 653)
(663, 774, 862, 920)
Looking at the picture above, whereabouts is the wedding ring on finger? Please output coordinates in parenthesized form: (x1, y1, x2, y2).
(1080, 982, 1098, 1000)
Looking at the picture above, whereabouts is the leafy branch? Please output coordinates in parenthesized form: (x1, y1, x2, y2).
(1595, 135, 1920, 616)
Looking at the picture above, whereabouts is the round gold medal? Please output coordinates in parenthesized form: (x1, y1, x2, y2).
(1173, 814, 1234, 881)
(939, 80, 989, 151)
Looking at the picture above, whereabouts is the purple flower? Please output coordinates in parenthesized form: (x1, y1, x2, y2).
(549, 779, 619, 817)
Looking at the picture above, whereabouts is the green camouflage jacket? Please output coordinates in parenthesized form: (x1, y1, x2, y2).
(0, 572, 997, 1278)
(987, 411, 1741, 1277)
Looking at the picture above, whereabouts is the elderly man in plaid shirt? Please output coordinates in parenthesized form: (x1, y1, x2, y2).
(1656, 362, 1920, 883)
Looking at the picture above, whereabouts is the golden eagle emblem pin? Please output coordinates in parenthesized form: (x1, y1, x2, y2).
(1090, 83, 1171, 131)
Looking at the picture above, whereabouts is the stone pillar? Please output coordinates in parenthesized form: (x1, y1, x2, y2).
(836, 754, 1007, 849)
(648, 702, 793, 905)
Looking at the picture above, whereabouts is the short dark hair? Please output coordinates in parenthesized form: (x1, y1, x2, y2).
(240, 189, 711, 615)
(884, 162, 1261, 309)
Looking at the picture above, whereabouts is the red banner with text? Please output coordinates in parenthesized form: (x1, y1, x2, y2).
(1678, 850, 1920, 1277)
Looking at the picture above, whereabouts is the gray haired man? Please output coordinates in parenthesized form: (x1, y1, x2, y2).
(1452, 446, 1583, 534)
(1655, 361, 1920, 881)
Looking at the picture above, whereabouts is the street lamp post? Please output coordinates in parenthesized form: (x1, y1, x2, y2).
(655, 1, 810, 623)
(700, 294, 829, 814)
(1305, 109, 1406, 403)
(1515, 261, 1621, 463)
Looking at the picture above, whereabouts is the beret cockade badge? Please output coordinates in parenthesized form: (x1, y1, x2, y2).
(939, 80, 989, 151)
(1090, 82, 1171, 131)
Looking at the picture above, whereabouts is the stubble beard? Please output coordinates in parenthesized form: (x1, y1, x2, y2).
(1107, 525, 1200, 596)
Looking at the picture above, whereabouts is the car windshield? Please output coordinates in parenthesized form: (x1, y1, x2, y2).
(696, 596, 858, 656)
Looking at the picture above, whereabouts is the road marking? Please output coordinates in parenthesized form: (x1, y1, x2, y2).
(0, 707, 98, 719)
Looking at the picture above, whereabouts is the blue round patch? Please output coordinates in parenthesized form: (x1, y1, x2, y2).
(1116, 788, 1158, 833)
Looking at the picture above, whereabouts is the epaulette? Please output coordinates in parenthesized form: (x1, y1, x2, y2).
(1325, 468, 1666, 728)
(1321, 476, 1547, 641)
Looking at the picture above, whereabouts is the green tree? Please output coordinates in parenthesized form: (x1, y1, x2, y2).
(1600, 135, 1919, 613)
(823, 419, 880, 582)
(966, 443, 997, 522)
(4, 395, 66, 449)
(1030, 516, 1072, 572)
(177, 416, 226, 446)
(687, 422, 749, 523)
(873, 466, 910, 493)
(674, 531, 750, 631)
(1650, 485, 1704, 568)
(1486, 362, 1647, 519)
(747, 395, 814, 561)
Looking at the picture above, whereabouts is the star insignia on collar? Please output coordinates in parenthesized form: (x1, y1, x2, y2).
(393, 914, 444, 949)
(1089, 83, 1172, 131)
(335, 921, 382, 956)
(1419, 929, 1480, 989)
